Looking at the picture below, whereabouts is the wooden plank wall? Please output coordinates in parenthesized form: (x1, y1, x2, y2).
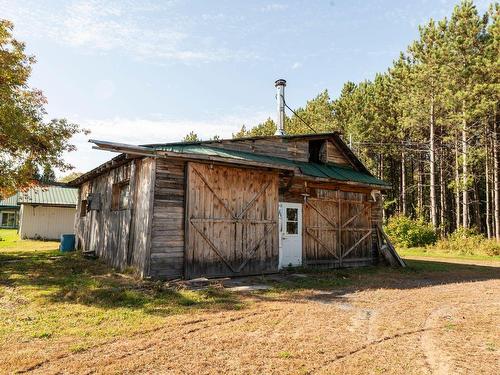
(130, 158, 155, 276)
(185, 162, 279, 278)
(205, 137, 353, 167)
(280, 177, 382, 268)
(148, 158, 186, 279)
(326, 140, 351, 166)
(206, 138, 309, 161)
(74, 158, 154, 274)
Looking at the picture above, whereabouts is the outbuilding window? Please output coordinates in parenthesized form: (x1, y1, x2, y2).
(1, 212, 16, 227)
(308, 139, 326, 163)
(80, 200, 87, 217)
(112, 181, 129, 210)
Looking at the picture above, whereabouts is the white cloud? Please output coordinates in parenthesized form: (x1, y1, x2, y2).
(61, 111, 271, 175)
(93, 80, 116, 100)
(261, 4, 288, 12)
(291, 62, 302, 70)
(1, 0, 258, 63)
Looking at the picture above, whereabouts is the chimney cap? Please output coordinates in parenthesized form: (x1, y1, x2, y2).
(274, 79, 286, 87)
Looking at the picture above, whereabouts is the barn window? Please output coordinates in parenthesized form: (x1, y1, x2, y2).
(112, 181, 129, 210)
(286, 207, 299, 235)
(80, 200, 87, 217)
(308, 139, 326, 163)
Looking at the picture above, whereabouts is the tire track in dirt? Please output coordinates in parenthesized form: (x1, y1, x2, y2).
(420, 306, 455, 375)
(89, 307, 287, 375)
(22, 308, 281, 374)
(310, 326, 436, 374)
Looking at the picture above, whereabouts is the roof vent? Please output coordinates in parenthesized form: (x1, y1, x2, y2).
(274, 79, 286, 136)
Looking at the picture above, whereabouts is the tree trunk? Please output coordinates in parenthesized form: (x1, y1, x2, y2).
(462, 102, 469, 228)
(486, 126, 492, 238)
(417, 159, 424, 217)
(439, 146, 447, 235)
(473, 179, 481, 230)
(401, 150, 407, 216)
(430, 99, 438, 229)
(455, 137, 461, 230)
(494, 107, 500, 240)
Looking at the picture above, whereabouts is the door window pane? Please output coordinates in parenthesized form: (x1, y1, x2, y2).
(286, 221, 298, 235)
(285, 207, 299, 235)
(287, 208, 298, 221)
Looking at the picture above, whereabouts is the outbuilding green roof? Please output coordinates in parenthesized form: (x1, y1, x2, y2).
(0, 193, 20, 209)
(154, 144, 389, 187)
(17, 186, 78, 206)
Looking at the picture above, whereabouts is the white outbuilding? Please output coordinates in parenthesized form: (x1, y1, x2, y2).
(18, 185, 78, 240)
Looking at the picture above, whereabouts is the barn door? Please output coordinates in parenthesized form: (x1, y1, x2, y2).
(303, 189, 372, 267)
(185, 162, 279, 278)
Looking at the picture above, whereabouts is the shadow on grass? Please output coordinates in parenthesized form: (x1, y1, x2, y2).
(245, 258, 500, 299)
(1, 250, 498, 313)
(0, 251, 242, 316)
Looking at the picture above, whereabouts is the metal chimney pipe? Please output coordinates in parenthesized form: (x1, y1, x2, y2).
(275, 79, 286, 136)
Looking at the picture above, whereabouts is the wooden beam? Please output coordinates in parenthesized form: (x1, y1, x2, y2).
(305, 228, 339, 259)
(341, 230, 373, 259)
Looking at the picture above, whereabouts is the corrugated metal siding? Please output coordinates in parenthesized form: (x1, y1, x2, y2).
(0, 193, 20, 208)
(19, 205, 76, 240)
(18, 186, 78, 206)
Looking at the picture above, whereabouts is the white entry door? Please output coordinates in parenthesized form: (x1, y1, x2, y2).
(279, 202, 303, 269)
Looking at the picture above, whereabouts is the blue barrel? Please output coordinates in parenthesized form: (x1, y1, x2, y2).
(60, 234, 75, 252)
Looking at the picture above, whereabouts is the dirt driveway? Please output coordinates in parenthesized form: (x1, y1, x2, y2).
(9, 259, 500, 374)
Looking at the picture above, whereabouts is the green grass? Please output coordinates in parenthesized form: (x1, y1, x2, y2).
(0, 229, 60, 253)
(398, 246, 500, 261)
(0, 229, 242, 349)
(1, 228, 498, 355)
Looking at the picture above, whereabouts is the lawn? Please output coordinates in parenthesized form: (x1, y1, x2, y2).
(1, 229, 499, 374)
(398, 246, 500, 262)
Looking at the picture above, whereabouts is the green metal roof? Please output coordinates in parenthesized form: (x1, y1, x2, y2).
(154, 145, 389, 187)
(0, 193, 20, 209)
(17, 186, 78, 206)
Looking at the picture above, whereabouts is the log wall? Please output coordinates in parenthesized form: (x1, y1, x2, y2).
(149, 158, 187, 279)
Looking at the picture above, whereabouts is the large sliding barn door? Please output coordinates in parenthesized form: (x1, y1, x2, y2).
(304, 189, 373, 267)
(185, 163, 279, 278)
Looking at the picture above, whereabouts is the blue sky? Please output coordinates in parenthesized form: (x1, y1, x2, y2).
(2, 0, 491, 174)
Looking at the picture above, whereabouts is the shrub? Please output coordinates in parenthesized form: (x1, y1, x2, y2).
(385, 215, 437, 248)
(434, 228, 500, 257)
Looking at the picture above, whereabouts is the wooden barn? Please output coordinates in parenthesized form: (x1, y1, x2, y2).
(70, 80, 404, 279)
(69, 130, 403, 280)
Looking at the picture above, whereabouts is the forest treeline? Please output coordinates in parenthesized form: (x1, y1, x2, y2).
(229, 1, 499, 239)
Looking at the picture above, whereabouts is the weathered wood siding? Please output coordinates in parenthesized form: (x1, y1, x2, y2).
(185, 162, 279, 278)
(148, 158, 187, 279)
(74, 158, 154, 274)
(207, 138, 309, 161)
(280, 178, 381, 268)
(326, 140, 351, 166)
(130, 158, 156, 276)
(205, 137, 353, 167)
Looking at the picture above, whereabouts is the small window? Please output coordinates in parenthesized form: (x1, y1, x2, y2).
(309, 140, 326, 163)
(80, 200, 88, 217)
(112, 181, 129, 210)
(1, 212, 16, 227)
(286, 208, 299, 235)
